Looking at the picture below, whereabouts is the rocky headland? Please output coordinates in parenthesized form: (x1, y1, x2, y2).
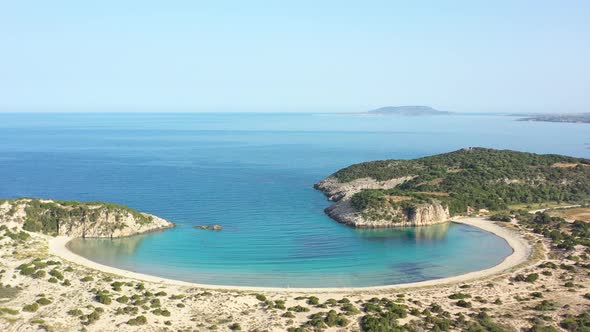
(315, 148, 590, 228)
(314, 176, 450, 227)
(0, 198, 174, 238)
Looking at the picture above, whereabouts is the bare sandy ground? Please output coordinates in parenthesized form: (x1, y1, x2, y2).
(48, 217, 531, 293)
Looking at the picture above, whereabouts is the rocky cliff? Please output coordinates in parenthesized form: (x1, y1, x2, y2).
(314, 177, 450, 228)
(0, 198, 174, 238)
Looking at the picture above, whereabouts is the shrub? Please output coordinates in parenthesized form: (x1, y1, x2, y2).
(255, 294, 266, 302)
(229, 323, 241, 331)
(111, 281, 123, 291)
(456, 300, 472, 308)
(67, 309, 83, 316)
(324, 309, 349, 327)
(534, 300, 558, 311)
(307, 296, 319, 305)
(80, 276, 94, 282)
(152, 308, 171, 316)
(0, 307, 19, 315)
(115, 306, 138, 316)
(23, 303, 39, 312)
(19, 266, 35, 276)
(116, 295, 129, 303)
(274, 299, 286, 310)
(150, 298, 161, 308)
(341, 303, 360, 315)
(539, 262, 558, 269)
(490, 213, 512, 222)
(95, 292, 112, 305)
(84, 309, 101, 325)
(49, 269, 64, 280)
(560, 312, 590, 331)
(430, 303, 443, 313)
(448, 293, 471, 300)
(127, 315, 147, 326)
(360, 312, 403, 332)
(36, 298, 51, 305)
(288, 305, 310, 312)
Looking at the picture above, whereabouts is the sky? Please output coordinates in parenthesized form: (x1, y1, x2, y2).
(0, 1, 589, 113)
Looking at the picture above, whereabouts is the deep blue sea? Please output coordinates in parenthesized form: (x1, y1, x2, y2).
(1, 113, 588, 287)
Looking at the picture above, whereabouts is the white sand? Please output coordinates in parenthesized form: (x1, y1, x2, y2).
(48, 217, 531, 293)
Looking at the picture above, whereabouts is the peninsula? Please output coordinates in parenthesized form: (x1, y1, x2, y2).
(315, 147, 590, 227)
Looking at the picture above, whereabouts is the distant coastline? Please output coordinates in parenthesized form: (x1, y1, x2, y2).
(514, 113, 590, 123)
(367, 105, 451, 116)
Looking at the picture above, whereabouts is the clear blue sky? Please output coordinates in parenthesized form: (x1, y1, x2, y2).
(1, 1, 588, 113)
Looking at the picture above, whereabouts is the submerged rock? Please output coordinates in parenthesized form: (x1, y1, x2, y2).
(194, 224, 223, 231)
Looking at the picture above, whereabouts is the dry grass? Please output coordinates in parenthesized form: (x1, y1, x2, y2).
(548, 207, 590, 222)
(418, 178, 444, 186)
(508, 201, 576, 210)
(387, 196, 412, 203)
(551, 162, 585, 168)
(447, 168, 464, 173)
(417, 191, 450, 197)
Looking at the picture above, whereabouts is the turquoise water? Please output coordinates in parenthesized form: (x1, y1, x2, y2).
(1, 113, 588, 287)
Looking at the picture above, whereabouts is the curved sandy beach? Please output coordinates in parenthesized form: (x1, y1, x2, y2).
(48, 217, 531, 293)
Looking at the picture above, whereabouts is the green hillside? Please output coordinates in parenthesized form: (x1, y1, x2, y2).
(333, 148, 590, 215)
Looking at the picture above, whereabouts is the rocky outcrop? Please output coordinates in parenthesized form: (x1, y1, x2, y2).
(194, 224, 223, 231)
(0, 198, 174, 238)
(314, 176, 414, 201)
(314, 176, 451, 228)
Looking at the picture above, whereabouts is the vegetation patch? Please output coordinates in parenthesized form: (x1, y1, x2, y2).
(333, 148, 590, 217)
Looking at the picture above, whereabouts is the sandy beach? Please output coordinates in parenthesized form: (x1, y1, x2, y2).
(48, 217, 531, 293)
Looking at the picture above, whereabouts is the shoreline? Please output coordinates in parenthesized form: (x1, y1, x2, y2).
(48, 217, 531, 293)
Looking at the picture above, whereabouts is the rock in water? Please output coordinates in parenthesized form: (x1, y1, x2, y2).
(194, 224, 223, 231)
